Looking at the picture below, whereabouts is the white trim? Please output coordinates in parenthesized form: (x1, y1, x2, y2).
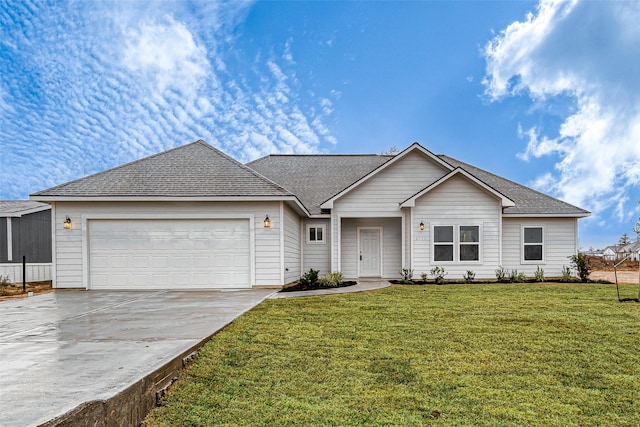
(305, 224, 327, 244)
(357, 226, 383, 278)
(521, 225, 545, 264)
(6, 217, 12, 262)
(320, 143, 454, 209)
(299, 220, 304, 274)
(280, 201, 285, 286)
(503, 213, 590, 218)
(82, 213, 256, 290)
(51, 203, 57, 288)
(336, 214, 342, 272)
(401, 210, 406, 269)
(400, 168, 515, 208)
(431, 223, 483, 264)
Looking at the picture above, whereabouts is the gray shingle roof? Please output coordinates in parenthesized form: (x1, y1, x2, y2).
(31, 140, 293, 199)
(439, 155, 590, 216)
(247, 154, 392, 215)
(0, 200, 50, 217)
(249, 150, 589, 217)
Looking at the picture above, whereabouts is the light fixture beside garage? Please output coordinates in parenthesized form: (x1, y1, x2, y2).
(263, 214, 271, 228)
(63, 216, 72, 230)
(419, 221, 425, 231)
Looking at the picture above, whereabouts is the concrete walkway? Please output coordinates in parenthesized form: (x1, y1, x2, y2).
(0, 289, 275, 427)
(269, 280, 391, 299)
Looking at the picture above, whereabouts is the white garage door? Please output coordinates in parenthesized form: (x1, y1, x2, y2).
(88, 219, 251, 290)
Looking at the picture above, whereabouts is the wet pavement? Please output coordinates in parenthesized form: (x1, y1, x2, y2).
(0, 289, 275, 427)
(269, 279, 390, 299)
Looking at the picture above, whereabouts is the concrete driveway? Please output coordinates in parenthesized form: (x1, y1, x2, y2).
(0, 289, 275, 427)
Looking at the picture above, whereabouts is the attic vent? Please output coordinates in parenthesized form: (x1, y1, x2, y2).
(321, 208, 331, 215)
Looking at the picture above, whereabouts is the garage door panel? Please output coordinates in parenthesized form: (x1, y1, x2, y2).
(89, 219, 251, 290)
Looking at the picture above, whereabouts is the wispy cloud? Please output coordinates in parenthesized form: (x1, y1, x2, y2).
(484, 0, 640, 222)
(0, 1, 336, 198)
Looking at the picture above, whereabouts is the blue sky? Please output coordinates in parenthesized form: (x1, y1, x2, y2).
(1, 0, 639, 250)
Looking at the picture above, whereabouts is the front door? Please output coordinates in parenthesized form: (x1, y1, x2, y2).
(359, 228, 381, 277)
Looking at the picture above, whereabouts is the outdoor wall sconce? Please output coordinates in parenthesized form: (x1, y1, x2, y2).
(63, 216, 72, 229)
(263, 214, 271, 228)
(419, 221, 425, 231)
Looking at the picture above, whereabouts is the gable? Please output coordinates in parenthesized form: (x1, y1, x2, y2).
(330, 149, 451, 214)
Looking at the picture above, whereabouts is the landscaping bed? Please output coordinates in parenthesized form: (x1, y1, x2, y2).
(0, 281, 53, 302)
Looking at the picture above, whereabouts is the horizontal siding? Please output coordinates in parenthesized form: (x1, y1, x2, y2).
(53, 201, 282, 289)
(303, 218, 331, 276)
(334, 151, 449, 216)
(502, 217, 578, 278)
(412, 175, 502, 279)
(283, 204, 301, 284)
(341, 217, 402, 279)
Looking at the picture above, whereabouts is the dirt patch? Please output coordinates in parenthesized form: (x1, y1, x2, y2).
(0, 281, 54, 302)
(591, 270, 640, 284)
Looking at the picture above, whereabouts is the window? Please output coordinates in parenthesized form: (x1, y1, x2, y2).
(523, 227, 543, 261)
(434, 226, 454, 261)
(307, 225, 325, 244)
(459, 226, 479, 261)
(433, 225, 480, 262)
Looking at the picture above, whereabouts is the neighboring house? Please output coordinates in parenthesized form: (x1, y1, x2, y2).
(620, 240, 640, 262)
(603, 245, 622, 262)
(0, 200, 52, 282)
(30, 140, 590, 290)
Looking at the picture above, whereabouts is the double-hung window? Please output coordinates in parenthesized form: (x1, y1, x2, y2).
(433, 225, 480, 262)
(307, 225, 325, 244)
(523, 226, 544, 262)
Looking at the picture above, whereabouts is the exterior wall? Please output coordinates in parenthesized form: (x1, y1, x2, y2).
(302, 218, 331, 276)
(0, 210, 52, 263)
(331, 150, 449, 270)
(0, 263, 52, 283)
(502, 217, 578, 278)
(282, 203, 301, 284)
(411, 175, 503, 279)
(340, 217, 402, 279)
(52, 201, 282, 289)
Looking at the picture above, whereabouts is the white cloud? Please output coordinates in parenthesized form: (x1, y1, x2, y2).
(122, 17, 210, 96)
(484, 0, 640, 219)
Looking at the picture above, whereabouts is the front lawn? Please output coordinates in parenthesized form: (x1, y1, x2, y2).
(144, 284, 640, 426)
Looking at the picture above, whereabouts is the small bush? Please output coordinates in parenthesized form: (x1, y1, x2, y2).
(400, 268, 414, 283)
(463, 270, 475, 283)
(569, 253, 590, 282)
(560, 265, 572, 282)
(510, 270, 527, 283)
(0, 275, 11, 296)
(420, 272, 428, 282)
(534, 266, 545, 282)
(430, 266, 447, 285)
(320, 272, 343, 287)
(299, 269, 319, 287)
(495, 266, 508, 282)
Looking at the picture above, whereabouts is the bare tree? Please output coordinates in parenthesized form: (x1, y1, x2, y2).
(380, 146, 399, 155)
(619, 233, 631, 246)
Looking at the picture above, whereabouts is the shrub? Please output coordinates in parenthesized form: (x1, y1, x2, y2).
(569, 253, 590, 282)
(495, 266, 508, 282)
(400, 268, 414, 283)
(430, 266, 447, 285)
(463, 270, 475, 283)
(299, 269, 319, 287)
(510, 270, 527, 283)
(560, 265, 572, 282)
(420, 272, 428, 282)
(534, 266, 545, 282)
(0, 275, 11, 296)
(321, 272, 343, 287)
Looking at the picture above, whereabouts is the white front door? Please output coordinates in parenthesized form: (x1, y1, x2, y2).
(359, 228, 381, 277)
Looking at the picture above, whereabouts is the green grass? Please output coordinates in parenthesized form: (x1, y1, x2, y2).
(144, 284, 640, 426)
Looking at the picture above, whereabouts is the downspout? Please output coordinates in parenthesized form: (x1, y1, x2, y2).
(280, 201, 285, 286)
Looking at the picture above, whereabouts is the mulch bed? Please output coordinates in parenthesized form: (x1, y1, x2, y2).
(280, 281, 358, 293)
